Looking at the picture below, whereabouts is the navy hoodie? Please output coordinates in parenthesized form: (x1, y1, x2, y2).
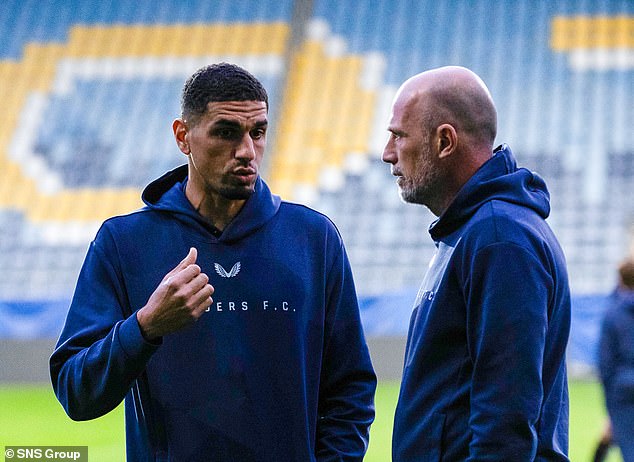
(598, 288, 634, 409)
(598, 287, 634, 459)
(392, 145, 571, 461)
(50, 166, 376, 461)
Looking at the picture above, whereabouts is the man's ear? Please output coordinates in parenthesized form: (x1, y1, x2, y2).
(173, 118, 191, 155)
(436, 123, 457, 159)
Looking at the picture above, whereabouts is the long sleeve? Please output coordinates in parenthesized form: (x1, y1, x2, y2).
(598, 310, 618, 394)
(50, 230, 160, 421)
(464, 242, 556, 460)
(315, 244, 377, 461)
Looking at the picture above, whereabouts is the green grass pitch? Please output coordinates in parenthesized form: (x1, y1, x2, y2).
(0, 380, 623, 461)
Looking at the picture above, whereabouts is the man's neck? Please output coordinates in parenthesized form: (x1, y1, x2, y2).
(185, 183, 246, 231)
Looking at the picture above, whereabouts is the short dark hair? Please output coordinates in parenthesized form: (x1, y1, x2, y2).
(181, 62, 268, 124)
(619, 259, 634, 289)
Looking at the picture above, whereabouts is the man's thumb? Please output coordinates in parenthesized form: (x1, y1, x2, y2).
(163, 248, 198, 283)
(183, 247, 197, 266)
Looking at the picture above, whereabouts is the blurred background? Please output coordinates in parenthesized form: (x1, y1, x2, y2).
(0, 0, 632, 460)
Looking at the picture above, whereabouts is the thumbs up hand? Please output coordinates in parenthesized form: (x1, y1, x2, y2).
(137, 248, 214, 341)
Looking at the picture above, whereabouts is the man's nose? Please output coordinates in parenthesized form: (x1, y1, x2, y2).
(382, 139, 396, 164)
(236, 133, 256, 160)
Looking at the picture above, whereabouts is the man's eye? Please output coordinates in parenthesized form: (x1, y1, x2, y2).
(251, 128, 266, 139)
(215, 128, 238, 140)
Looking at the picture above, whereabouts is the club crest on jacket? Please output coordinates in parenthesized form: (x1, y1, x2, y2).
(214, 262, 241, 278)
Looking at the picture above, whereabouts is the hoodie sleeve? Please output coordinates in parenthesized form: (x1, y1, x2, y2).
(464, 242, 552, 460)
(314, 242, 377, 461)
(50, 226, 160, 421)
(598, 308, 618, 395)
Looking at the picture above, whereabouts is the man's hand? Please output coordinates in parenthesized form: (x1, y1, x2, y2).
(136, 248, 214, 341)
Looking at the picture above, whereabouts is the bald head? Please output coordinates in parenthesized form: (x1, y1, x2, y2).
(398, 66, 497, 150)
(383, 66, 499, 215)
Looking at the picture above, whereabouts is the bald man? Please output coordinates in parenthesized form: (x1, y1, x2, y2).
(383, 67, 571, 461)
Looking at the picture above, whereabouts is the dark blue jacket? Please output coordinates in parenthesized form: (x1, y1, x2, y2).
(50, 166, 376, 461)
(598, 288, 634, 408)
(392, 145, 571, 461)
(598, 287, 634, 461)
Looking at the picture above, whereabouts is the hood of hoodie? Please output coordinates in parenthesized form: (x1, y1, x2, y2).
(141, 164, 281, 243)
(430, 144, 550, 240)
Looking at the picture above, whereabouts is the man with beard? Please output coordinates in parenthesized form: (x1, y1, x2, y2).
(51, 63, 376, 461)
(383, 66, 571, 461)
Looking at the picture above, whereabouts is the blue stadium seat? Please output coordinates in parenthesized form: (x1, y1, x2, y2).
(0, 0, 294, 59)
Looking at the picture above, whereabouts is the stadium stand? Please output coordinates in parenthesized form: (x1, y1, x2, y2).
(276, 0, 634, 294)
(0, 0, 292, 307)
(0, 0, 632, 379)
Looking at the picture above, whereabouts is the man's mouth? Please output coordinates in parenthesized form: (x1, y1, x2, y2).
(234, 168, 256, 175)
(232, 168, 257, 183)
